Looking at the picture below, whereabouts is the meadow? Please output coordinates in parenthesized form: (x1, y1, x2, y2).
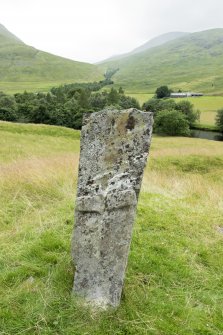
(0, 82, 75, 95)
(0, 121, 223, 335)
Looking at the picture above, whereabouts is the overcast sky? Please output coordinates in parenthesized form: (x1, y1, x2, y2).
(0, 0, 223, 63)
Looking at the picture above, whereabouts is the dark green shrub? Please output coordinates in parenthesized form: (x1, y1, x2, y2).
(143, 98, 176, 113)
(154, 109, 190, 136)
(215, 108, 223, 132)
(155, 85, 172, 99)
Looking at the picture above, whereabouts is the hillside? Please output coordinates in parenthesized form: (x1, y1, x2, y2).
(0, 24, 103, 93)
(0, 121, 223, 334)
(99, 29, 223, 94)
(130, 31, 189, 55)
(0, 23, 24, 44)
(101, 31, 189, 63)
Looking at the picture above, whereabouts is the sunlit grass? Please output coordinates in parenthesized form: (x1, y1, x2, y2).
(0, 79, 102, 94)
(125, 93, 154, 106)
(0, 81, 67, 94)
(199, 111, 217, 126)
(0, 122, 223, 334)
(176, 96, 223, 112)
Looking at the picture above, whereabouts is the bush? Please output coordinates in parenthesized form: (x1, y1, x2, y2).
(154, 110, 190, 136)
(215, 108, 223, 132)
(0, 107, 17, 121)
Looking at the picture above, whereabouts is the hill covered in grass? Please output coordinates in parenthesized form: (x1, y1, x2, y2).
(0, 121, 223, 334)
(0, 23, 24, 44)
(99, 29, 223, 94)
(101, 31, 189, 63)
(0, 24, 103, 93)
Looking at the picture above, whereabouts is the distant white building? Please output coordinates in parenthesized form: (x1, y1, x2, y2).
(170, 92, 204, 98)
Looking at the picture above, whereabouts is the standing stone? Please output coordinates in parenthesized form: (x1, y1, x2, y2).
(72, 108, 153, 308)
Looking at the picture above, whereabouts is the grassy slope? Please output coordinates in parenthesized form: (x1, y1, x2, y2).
(0, 25, 103, 93)
(99, 29, 223, 94)
(100, 32, 189, 63)
(0, 122, 223, 334)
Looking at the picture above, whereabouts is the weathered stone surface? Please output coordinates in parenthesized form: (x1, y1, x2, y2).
(72, 108, 153, 308)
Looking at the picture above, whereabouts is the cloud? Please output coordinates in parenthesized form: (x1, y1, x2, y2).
(0, 0, 223, 62)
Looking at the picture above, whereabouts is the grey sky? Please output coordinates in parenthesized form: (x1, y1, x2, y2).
(0, 0, 223, 63)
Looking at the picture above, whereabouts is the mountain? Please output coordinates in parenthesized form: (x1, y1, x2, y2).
(0, 23, 24, 44)
(130, 32, 189, 55)
(100, 32, 189, 63)
(99, 29, 223, 94)
(0, 24, 103, 93)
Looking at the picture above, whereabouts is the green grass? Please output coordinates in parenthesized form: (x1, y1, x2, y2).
(0, 81, 87, 94)
(177, 96, 223, 112)
(0, 122, 223, 334)
(126, 93, 154, 105)
(0, 43, 103, 93)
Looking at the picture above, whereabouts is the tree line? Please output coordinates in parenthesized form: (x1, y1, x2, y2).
(0, 81, 139, 129)
(1, 81, 222, 135)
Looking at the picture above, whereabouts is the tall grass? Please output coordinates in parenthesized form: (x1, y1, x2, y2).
(0, 123, 223, 334)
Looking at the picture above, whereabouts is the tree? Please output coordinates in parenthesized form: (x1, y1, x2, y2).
(0, 107, 17, 121)
(0, 92, 17, 121)
(119, 95, 140, 109)
(108, 88, 119, 105)
(89, 93, 107, 110)
(0, 80, 141, 129)
(215, 108, 223, 132)
(118, 87, 124, 94)
(142, 98, 160, 112)
(143, 97, 199, 129)
(30, 101, 50, 124)
(155, 85, 172, 99)
(176, 100, 200, 126)
(154, 109, 190, 136)
(104, 68, 119, 81)
(143, 98, 176, 113)
(77, 89, 90, 109)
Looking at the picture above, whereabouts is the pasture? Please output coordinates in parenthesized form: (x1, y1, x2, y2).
(0, 81, 85, 95)
(0, 121, 223, 334)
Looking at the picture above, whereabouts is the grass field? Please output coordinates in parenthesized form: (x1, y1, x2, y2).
(0, 122, 223, 335)
(126, 93, 154, 105)
(0, 81, 83, 95)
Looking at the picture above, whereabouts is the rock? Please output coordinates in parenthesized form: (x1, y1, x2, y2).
(71, 108, 153, 308)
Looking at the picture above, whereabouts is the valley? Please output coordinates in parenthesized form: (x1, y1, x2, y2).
(1, 20, 223, 334)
